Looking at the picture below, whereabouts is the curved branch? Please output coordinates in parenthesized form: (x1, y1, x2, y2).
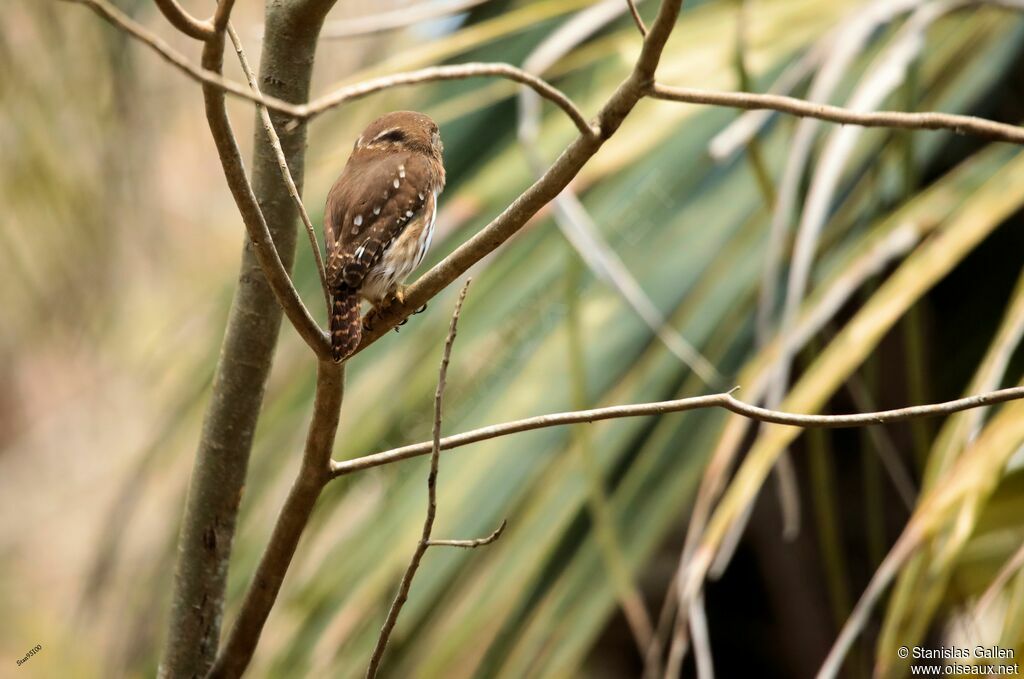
(58, 2, 595, 137)
(330, 386, 1024, 477)
(304, 63, 595, 136)
(67, 0, 1024, 147)
(199, 28, 330, 358)
(154, 0, 214, 40)
(650, 83, 1024, 144)
(228, 24, 332, 320)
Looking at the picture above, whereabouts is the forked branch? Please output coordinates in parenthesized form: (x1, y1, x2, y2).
(365, 281, 506, 679)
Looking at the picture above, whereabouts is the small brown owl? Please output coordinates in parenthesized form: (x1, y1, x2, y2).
(324, 111, 446, 362)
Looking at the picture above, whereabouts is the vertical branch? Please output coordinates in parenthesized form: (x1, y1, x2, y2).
(160, 1, 336, 676)
(227, 23, 332, 319)
(365, 281, 500, 679)
(208, 360, 344, 679)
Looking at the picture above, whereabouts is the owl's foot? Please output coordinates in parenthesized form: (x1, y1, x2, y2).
(362, 310, 377, 332)
(362, 307, 410, 334)
(413, 303, 428, 315)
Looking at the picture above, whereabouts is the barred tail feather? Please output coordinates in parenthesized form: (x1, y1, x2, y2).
(330, 290, 361, 362)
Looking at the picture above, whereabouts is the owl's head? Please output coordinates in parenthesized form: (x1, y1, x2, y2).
(355, 111, 443, 159)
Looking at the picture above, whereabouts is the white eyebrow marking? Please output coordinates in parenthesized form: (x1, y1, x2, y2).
(354, 215, 363, 226)
(393, 178, 400, 188)
(371, 128, 400, 143)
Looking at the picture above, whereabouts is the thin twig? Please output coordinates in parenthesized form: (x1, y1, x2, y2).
(60, 0, 596, 137)
(331, 386, 1024, 477)
(366, 281, 504, 679)
(64, 0, 1024, 149)
(227, 23, 331, 318)
(626, 0, 649, 35)
(154, 0, 214, 40)
(303, 63, 595, 136)
(649, 83, 1024, 144)
(427, 519, 508, 547)
(319, 0, 495, 39)
(195, 10, 329, 358)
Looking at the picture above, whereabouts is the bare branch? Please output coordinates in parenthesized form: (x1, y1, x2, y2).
(427, 519, 507, 548)
(331, 386, 1024, 477)
(227, 23, 331, 319)
(303, 63, 595, 136)
(154, 0, 214, 40)
(649, 83, 1024, 145)
(366, 281, 504, 679)
(64, 0, 1024, 151)
(211, 0, 236, 33)
(195, 20, 330, 359)
(626, 0, 649, 36)
(57, 2, 595, 138)
(320, 0, 495, 39)
(207, 361, 344, 679)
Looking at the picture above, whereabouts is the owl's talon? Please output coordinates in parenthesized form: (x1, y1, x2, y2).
(413, 303, 428, 315)
(362, 311, 377, 332)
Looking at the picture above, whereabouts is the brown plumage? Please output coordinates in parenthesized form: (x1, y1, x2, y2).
(324, 111, 446, 362)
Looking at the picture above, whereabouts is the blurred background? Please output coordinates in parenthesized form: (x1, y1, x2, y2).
(3, 0, 1024, 676)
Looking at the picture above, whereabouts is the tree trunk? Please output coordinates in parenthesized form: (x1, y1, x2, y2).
(160, 2, 336, 676)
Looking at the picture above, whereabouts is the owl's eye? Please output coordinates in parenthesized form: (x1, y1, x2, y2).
(373, 129, 406, 144)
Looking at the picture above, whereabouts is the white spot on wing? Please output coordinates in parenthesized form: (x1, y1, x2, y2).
(399, 165, 406, 178)
(354, 215, 363, 226)
(406, 210, 414, 217)
(393, 178, 400, 189)
(373, 206, 381, 215)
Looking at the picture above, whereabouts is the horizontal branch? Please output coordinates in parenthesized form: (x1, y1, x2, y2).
(650, 83, 1024, 145)
(303, 64, 595, 135)
(62, 0, 1024, 149)
(330, 386, 1024, 477)
(427, 519, 507, 548)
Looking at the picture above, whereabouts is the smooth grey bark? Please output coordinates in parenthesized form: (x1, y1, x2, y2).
(160, 1, 336, 677)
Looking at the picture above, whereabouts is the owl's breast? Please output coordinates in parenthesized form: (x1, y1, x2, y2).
(359, 192, 438, 306)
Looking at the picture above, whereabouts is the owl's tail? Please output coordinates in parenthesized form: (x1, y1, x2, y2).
(330, 288, 361, 362)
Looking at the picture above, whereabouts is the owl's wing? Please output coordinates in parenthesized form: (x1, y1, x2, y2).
(324, 152, 431, 292)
